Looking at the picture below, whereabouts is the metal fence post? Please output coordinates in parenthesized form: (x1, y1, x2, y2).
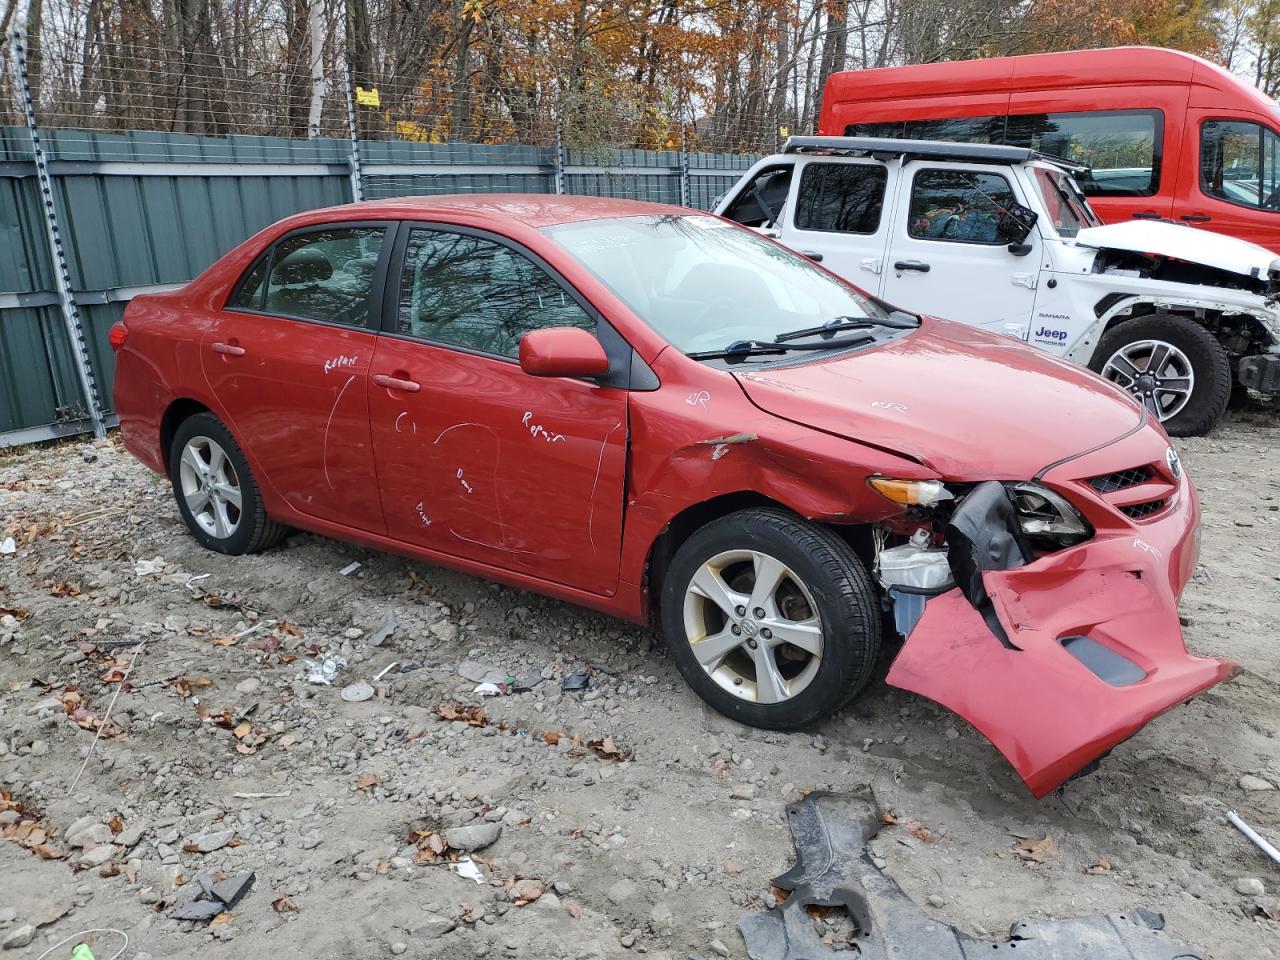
(553, 121, 565, 195)
(341, 63, 365, 202)
(9, 29, 105, 439)
(678, 123, 690, 208)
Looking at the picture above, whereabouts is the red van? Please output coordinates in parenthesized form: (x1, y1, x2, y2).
(819, 47, 1280, 252)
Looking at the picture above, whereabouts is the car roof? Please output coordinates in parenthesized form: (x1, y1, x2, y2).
(781, 135, 1086, 173)
(299, 193, 690, 230)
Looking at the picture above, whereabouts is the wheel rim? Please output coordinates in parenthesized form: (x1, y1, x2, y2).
(178, 436, 242, 539)
(682, 549, 824, 705)
(1100, 339, 1195, 421)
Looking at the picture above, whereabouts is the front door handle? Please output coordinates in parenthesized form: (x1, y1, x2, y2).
(211, 341, 245, 357)
(894, 260, 930, 273)
(800, 250, 824, 262)
(373, 373, 421, 393)
(1181, 213, 1212, 223)
(1131, 211, 1162, 220)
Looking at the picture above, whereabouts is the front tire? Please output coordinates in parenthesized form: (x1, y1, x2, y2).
(660, 508, 880, 730)
(1090, 313, 1230, 437)
(168, 412, 287, 555)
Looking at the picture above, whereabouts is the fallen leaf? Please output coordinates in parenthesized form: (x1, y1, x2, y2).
(880, 810, 899, 826)
(1084, 859, 1112, 875)
(271, 894, 298, 913)
(209, 634, 238, 647)
(101, 667, 127, 684)
(585, 737, 633, 762)
(542, 732, 563, 745)
(566, 900, 582, 919)
(353, 772, 381, 791)
(769, 885, 792, 904)
(233, 721, 252, 739)
(0, 605, 30, 620)
(210, 912, 233, 927)
(108, 815, 124, 834)
(51, 580, 81, 598)
(1015, 834, 1058, 863)
(277, 735, 296, 749)
(30, 844, 67, 860)
(434, 703, 488, 727)
(235, 743, 256, 755)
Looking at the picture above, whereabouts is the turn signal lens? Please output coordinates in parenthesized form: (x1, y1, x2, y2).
(108, 321, 128, 351)
(868, 477, 953, 507)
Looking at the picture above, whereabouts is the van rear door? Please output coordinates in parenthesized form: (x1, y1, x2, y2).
(772, 157, 898, 295)
(881, 161, 1036, 338)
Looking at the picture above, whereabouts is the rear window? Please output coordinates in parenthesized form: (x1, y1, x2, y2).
(793, 162, 888, 234)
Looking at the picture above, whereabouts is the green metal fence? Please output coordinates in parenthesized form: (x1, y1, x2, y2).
(0, 123, 757, 445)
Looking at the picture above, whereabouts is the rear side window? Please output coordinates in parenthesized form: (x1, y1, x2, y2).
(1201, 119, 1280, 211)
(908, 169, 1014, 244)
(260, 227, 385, 327)
(1006, 110, 1161, 197)
(723, 166, 792, 227)
(227, 256, 268, 309)
(794, 163, 888, 234)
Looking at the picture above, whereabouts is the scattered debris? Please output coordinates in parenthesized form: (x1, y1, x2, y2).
(367, 611, 398, 647)
(451, 855, 486, 884)
(170, 871, 255, 923)
(302, 656, 347, 685)
(0, 536, 16, 555)
(434, 703, 488, 726)
(1227, 810, 1280, 867)
(561, 671, 589, 691)
(474, 682, 504, 697)
(458, 659, 507, 685)
(0, 790, 67, 861)
(1014, 833, 1058, 863)
(337, 561, 362, 576)
(340, 682, 375, 703)
(739, 789, 1206, 959)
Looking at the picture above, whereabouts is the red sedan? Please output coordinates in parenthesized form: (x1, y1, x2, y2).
(111, 195, 1236, 798)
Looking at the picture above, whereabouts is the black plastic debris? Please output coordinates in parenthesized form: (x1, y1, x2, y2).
(739, 790, 1205, 960)
(561, 671, 589, 691)
(170, 871, 255, 922)
(945, 481, 1032, 649)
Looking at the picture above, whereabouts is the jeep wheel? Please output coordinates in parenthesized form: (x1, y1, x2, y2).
(1091, 313, 1230, 437)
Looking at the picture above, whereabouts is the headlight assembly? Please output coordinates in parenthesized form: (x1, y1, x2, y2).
(1009, 482, 1092, 547)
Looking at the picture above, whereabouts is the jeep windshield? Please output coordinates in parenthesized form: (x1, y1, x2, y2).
(1032, 167, 1102, 238)
(544, 214, 908, 358)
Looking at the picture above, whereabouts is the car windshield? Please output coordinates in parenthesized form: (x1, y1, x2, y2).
(543, 214, 899, 356)
(1031, 167, 1102, 238)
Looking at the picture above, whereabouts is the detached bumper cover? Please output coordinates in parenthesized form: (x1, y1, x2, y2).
(885, 481, 1239, 799)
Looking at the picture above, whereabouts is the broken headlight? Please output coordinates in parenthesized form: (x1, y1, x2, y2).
(1008, 482, 1092, 547)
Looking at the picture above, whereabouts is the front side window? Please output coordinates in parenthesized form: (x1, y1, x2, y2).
(1006, 110, 1162, 197)
(794, 162, 888, 234)
(1032, 167, 1102, 238)
(723, 165, 792, 227)
(397, 228, 594, 358)
(260, 227, 385, 327)
(1201, 119, 1280, 211)
(544, 214, 898, 355)
(908, 169, 1014, 244)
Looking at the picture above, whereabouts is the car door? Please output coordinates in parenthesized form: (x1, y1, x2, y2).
(881, 163, 1037, 338)
(200, 222, 393, 534)
(366, 223, 629, 596)
(776, 158, 896, 292)
(1175, 113, 1280, 253)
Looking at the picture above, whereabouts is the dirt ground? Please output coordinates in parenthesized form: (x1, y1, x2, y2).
(1, 411, 1279, 960)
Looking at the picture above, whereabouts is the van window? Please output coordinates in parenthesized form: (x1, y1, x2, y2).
(723, 166, 792, 227)
(794, 163, 888, 234)
(908, 169, 1014, 244)
(847, 117, 1005, 143)
(1201, 119, 1280, 211)
(1005, 110, 1162, 197)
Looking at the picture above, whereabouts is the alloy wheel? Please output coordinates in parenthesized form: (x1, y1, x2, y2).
(1100, 338, 1195, 421)
(681, 549, 824, 704)
(178, 436, 242, 539)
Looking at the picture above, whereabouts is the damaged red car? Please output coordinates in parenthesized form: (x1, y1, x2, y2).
(111, 195, 1238, 798)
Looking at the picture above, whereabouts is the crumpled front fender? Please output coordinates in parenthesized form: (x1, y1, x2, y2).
(885, 481, 1239, 799)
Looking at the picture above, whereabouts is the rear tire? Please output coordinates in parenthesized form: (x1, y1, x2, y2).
(1090, 313, 1230, 437)
(659, 508, 880, 730)
(168, 412, 288, 555)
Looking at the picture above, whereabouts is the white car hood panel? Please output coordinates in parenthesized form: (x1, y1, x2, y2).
(1073, 220, 1278, 279)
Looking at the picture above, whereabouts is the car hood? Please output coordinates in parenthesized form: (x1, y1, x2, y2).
(732, 319, 1144, 479)
(1073, 219, 1279, 279)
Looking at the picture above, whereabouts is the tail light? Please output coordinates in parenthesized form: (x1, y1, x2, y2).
(109, 321, 127, 351)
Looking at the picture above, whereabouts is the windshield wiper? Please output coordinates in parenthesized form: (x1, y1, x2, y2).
(775, 312, 919, 343)
(687, 334, 875, 361)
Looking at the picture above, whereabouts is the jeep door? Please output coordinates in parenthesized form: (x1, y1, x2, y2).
(775, 158, 897, 294)
(881, 162, 1038, 338)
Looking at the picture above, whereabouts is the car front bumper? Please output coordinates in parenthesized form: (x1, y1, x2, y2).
(884, 468, 1239, 799)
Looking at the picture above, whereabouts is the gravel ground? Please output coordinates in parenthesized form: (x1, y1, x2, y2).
(1, 412, 1279, 960)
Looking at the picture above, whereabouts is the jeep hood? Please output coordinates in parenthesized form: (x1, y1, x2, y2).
(1074, 219, 1279, 279)
(732, 318, 1144, 479)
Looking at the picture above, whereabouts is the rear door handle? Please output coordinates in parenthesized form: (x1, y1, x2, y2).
(211, 341, 245, 357)
(894, 260, 930, 273)
(1181, 213, 1212, 223)
(799, 249, 824, 262)
(373, 373, 421, 393)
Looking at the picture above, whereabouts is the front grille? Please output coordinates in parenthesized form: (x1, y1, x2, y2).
(1120, 499, 1166, 520)
(1088, 466, 1152, 494)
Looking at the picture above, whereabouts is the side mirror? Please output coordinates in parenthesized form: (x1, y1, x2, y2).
(996, 201, 1039, 248)
(519, 327, 609, 378)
